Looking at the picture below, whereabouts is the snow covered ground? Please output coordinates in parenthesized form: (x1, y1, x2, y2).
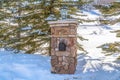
(0, 10, 120, 80)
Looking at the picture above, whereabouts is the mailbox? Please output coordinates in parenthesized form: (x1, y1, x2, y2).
(49, 20, 78, 74)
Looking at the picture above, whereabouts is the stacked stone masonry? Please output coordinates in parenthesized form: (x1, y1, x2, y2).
(49, 20, 78, 74)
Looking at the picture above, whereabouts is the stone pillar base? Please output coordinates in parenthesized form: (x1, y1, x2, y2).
(51, 56, 77, 74)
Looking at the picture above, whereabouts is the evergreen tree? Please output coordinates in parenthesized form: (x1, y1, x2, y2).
(95, 2, 120, 60)
(0, 0, 86, 55)
(95, 2, 120, 25)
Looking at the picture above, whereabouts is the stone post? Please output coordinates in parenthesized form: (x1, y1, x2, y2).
(49, 20, 78, 74)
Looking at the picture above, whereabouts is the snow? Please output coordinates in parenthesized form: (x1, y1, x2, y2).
(82, 9, 101, 16)
(0, 9, 120, 80)
(111, 23, 120, 30)
(105, 13, 120, 21)
(73, 10, 100, 21)
(0, 48, 120, 80)
(78, 26, 120, 58)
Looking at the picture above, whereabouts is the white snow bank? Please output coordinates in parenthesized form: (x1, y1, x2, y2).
(0, 49, 120, 80)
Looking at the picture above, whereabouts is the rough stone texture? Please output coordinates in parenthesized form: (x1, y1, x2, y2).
(49, 20, 77, 74)
(58, 56, 63, 62)
(51, 57, 58, 66)
(69, 63, 76, 74)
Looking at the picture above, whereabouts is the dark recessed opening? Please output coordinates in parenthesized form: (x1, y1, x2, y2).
(59, 42, 66, 51)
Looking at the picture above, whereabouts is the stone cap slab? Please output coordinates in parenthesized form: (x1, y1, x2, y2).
(48, 20, 78, 27)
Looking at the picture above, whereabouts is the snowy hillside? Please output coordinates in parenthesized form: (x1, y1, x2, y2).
(0, 10, 120, 80)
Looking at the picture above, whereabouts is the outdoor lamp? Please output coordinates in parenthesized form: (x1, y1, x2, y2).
(60, 6, 68, 20)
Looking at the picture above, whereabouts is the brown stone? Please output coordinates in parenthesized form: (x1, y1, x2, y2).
(51, 55, 57, 60)
(55, 65, 62, 73)
(58, 61, 62, 65)
(51, 49, 55, 56)
(55, 51, 70, 56)
(63, 56, 69, 63)
(71, 51, 77, 57)
(69, 57, 75, 63)
(70, 47, 77, 57)
(69, 63, 76, 74)
(66, 47, 70, 52)
(57, 28, 69, 35)
(59, 69, 67, 74)
(51, 58, 58, 66)
(70, 28, 76, 35)
(64, 65, 69, 70)
(62, 62, 66, 65)
(51, 38, 57, 48)
(58, 56, 63, 62)
(49, 20, 77, 74)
